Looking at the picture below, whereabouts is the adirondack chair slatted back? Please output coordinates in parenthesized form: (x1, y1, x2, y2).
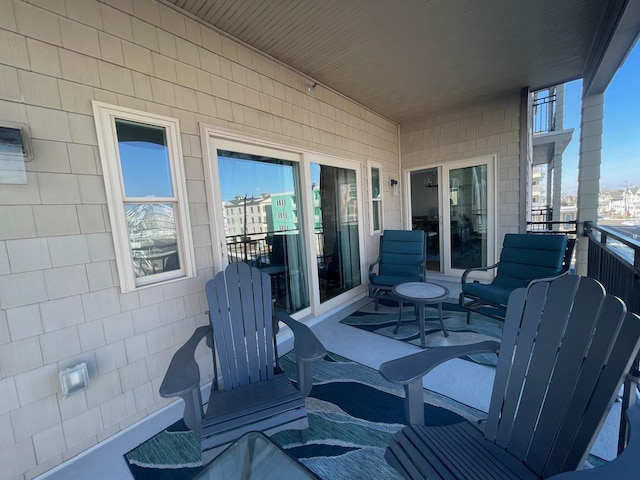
(485, 275, 640, 477)
(377, 230, 426, 281)
(205, 262, 275, 391)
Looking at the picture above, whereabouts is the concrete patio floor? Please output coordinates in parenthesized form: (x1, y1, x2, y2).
(38, 278, 623, 479)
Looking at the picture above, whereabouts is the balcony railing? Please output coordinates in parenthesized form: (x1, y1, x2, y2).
(533, 92, 557, 134)
(225, 229, 325, 265)
(528, 207, 554, 232)
(584, 222, 640, 314)
(584, 221, 640, 453)
(526, 211, 578, 237)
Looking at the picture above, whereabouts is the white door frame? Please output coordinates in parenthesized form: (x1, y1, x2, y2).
(200, 124, 367, 317)
(403, 154, 497, 280)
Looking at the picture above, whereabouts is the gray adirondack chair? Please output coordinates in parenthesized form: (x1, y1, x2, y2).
(159, 262, 326, 457)
(380, 275, 640, 479)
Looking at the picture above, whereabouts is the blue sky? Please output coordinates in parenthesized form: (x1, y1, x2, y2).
(561, 41, 640, 195)
(217, 156, 322, 201)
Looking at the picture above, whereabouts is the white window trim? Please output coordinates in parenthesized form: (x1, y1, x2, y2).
(368, 161, 384, 235)
(92, 101, 196, 292)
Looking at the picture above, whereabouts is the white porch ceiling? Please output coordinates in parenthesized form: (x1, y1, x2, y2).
(166, 0, 619, 123)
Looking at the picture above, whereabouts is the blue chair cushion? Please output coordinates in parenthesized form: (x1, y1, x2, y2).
(372, 274, 420, 288)
(492, 234, 568, 291)
(462, 234, 569, 309)
(462, 282, 512, 305)
(371, 230, 426, 287)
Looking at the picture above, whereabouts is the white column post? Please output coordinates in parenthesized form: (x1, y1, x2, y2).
(575, 92, 604, 275)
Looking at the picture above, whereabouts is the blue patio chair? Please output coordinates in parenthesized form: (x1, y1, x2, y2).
(381, 275, 640, 479)
(368, 229, 427, 310)
(159, 262, 326, 458)
(460, 233, 573, 322)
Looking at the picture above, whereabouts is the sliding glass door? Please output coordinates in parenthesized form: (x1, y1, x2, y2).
(447, 164, 489, 271)
(205, 134, 366, 314)
(409, 167, 441, 272)
(214, 148, 309, 313)
(312, 162, 361, 303)
(408, 156, 495, 277)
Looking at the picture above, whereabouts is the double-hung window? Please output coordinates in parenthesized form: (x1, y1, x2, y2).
(369, 163, 383, 234)
(92, 102, 195, 292)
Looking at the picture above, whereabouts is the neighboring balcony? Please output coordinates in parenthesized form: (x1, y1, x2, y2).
(532, 87, 574, 167)
(531, 86, 575, 228)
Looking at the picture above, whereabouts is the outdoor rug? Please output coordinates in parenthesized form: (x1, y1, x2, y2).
(124, 352, 485, 480)
(340, 298, 502, 366)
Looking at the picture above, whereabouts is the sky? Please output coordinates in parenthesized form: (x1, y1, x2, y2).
(217, 156, 323, 202)
(561, 41, 640, 195)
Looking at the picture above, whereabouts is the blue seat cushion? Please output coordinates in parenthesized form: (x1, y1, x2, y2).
(371, 274, 417, 288)
(462, 282, 512, 305)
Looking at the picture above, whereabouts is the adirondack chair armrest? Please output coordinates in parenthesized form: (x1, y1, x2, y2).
(159, 325, 212, 433)
(547, 402, 640, 479)
(380, 340, 501, 385)
(379, 340, 500, 425)
(275, 311, 326, 361)
(160, 325, 212, 397)
(461, 262, 499, 285)
(275, 311, 326, 397)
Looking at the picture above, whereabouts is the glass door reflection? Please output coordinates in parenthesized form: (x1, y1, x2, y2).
(312, 163, 361, 303)
(217, 150, 309, 313)
(410, 167, 440, 272)
(448, 164, 488, 270)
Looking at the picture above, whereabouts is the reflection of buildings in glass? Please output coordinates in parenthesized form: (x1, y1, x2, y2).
(223, 194, 273, 238)
(339, 183, 358, 223)
(271, 192, 297, 232)
(126, 204, 177, 277)
(222, 188, 325, 250)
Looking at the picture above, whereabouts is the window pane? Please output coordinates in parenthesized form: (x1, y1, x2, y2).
(449, 164, 487, 270)
(371, 167, 381, 199)
(126, 203, 179, 277)
(372, 200, 381, 231)
(217, 150, 309, 314)
(116, 120, 173, 198)
(410, 167, 440, 272)
(313, 163, 361, 303)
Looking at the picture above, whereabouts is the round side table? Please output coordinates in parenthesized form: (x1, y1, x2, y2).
(392, 282, 450, 348)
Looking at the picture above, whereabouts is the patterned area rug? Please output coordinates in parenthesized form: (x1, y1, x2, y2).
(124, 352, 484, 480)
(340, 298, 502, 366)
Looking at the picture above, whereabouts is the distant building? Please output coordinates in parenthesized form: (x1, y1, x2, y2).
(599, 186, 640, 218)
(223, 194, 273, 238)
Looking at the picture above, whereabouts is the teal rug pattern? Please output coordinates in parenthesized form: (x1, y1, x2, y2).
(340, 299, 502, 366)
(124, 352, 485, 480)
